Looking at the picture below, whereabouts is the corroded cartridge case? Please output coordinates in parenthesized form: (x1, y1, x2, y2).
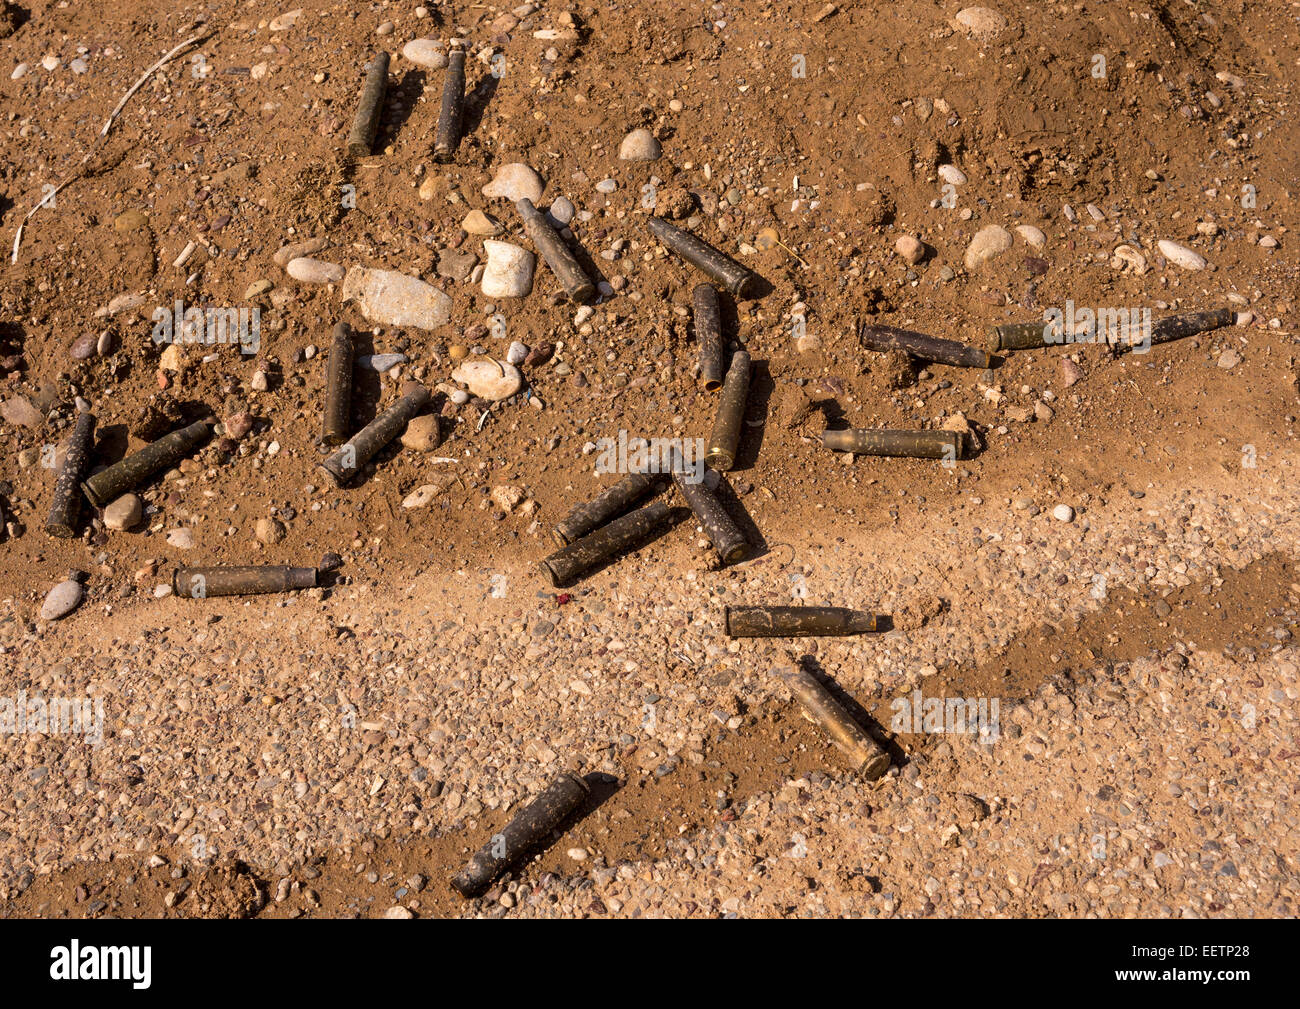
(986, 320, 1058, 352)
(551, 471, 661, 547)
(45, 411, 96, 538)
(346, 52, 390, 158)
(647, 217, 758, 297)
(433, 46, 466, 163)
(322, 321, 354, 446)
(174, 566, 318, 599)
(451, 771, 590, 898)
(1144, 307, 1236, 348)
(81, 419, 213, 507)
(671, 453, 747, 565)
(705, 350, 751, 472)
(516, 197, 594, 303)
(540, 500, 673, 587)
(693, 283, 725, 390)
(859, 323, 991, 369)
(725, 605, 879, 637)
(821, 428, 965, 460)
(319, 384, 431, 487)
(775, 666, 891, 780)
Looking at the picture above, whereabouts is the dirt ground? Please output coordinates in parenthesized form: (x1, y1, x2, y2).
(0, 1, 1297, 918)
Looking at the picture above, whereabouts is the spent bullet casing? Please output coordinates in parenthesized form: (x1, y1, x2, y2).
(859, 323, 991, 369)
(319, 384, 431, 487)
(321, 321, 354, 446)
(821, 428, 966, 460)
(45, 411, 96, 538)
(725, 605, 879, 638)
(693, 283, 725, 391)
(706, 350, 751, 472)
(451, 771, 590, 897)
(81, 419, 213, 508)
(647, 217, 759, 297)
(541, 500, 673, 587)
(345, 52, 390, 158)
(776, 666, 891, 780)
(174, 566, 318, 599)
(433, 47, 466, 163)
(989, 307, 1236, 352)
(516, 197, 595, 303)
(551, 470, 661, 547)
(672, 459, 747, 565)
(1144, 307, 1237, 349)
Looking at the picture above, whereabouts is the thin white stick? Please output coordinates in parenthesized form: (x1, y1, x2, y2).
(11, 31, 212, 264)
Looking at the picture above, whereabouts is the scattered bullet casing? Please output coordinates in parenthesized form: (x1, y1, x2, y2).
(45, 411, 96, 538)
(725, 605, 879, 638)
(551, 470, 661, 547)
(671, 453, 747, 565)
(322, 321, 354, 446)
(706, 350, 751, 471)
(987, 320, 1056, 352)
(989, 307, 1236, 352)
(451, 771, 590, 898)
(648, 217, 759, 297)
(516, 197, 595, 304)
(776, 666, 891, 780)
(859, 323, 991, 369)
(433, 47, 466, 163)
(821, 428, 966, 460)
(173, 566, 318, 599)
(693, 283, 725, 391)
(345, 52, 390, 158)
(319, 385, 431, 487)
(1144, 307, 1236, 349)
(81, 420, 213, 508)
(541, 500, 673, 587)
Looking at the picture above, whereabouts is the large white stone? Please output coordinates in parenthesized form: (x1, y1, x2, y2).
(342, 267, 452, 330)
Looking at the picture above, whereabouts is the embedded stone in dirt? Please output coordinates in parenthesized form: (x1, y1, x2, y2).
(964, 225, 1013, 270)
(104, 494, 143, 531)
(1157, 240, 1208, 271)
(619, 128, 662, 162)
(40, 580, 83, 620)
(452, 359, 522, 401)
(952, 7, 1009, 40)
(403, 40, 448, 69)
(341, 267, 452, 330)
(287, 257, 344, 284)
(400, 414, 442, 451)
(482, 163, 544, 203)
(480, 240, 535, 298)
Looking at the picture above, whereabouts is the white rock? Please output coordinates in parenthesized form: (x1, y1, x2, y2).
(953, 7, 1009, 39)
(595, 178, 617, 194)
(402, 39, 448, 69)
(11, 63, 29, 81)
(104, 494, 143, 531)
(383, 906, 415, 919)
(342, 267, 452, 330)
(895, 235, 925, 265)
(548, 197, 575, 226)
(269, 9, 303, 31)
(1110, 244, 1148, 275)
(402, 483, 442, 508)
(964, 226, 1013, 270)
(462, 209, 502, 236)
(40, 580, 84, 620)
(452, 359, 523, 401)
(166, 528, 195, 549)
(618, 128, 661, 162)
(1157, 240, 1207, 271)
(287, 257, 344, 284)
(482, 163, 544, 203)
(938, 164, 967, 185)
(357, 353, 407, 372)
(480, 240, 535, 298)
(506, 341, 528, 365)
(1015, 225, 1046, 250)
(1052, 504, 1075, 523)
